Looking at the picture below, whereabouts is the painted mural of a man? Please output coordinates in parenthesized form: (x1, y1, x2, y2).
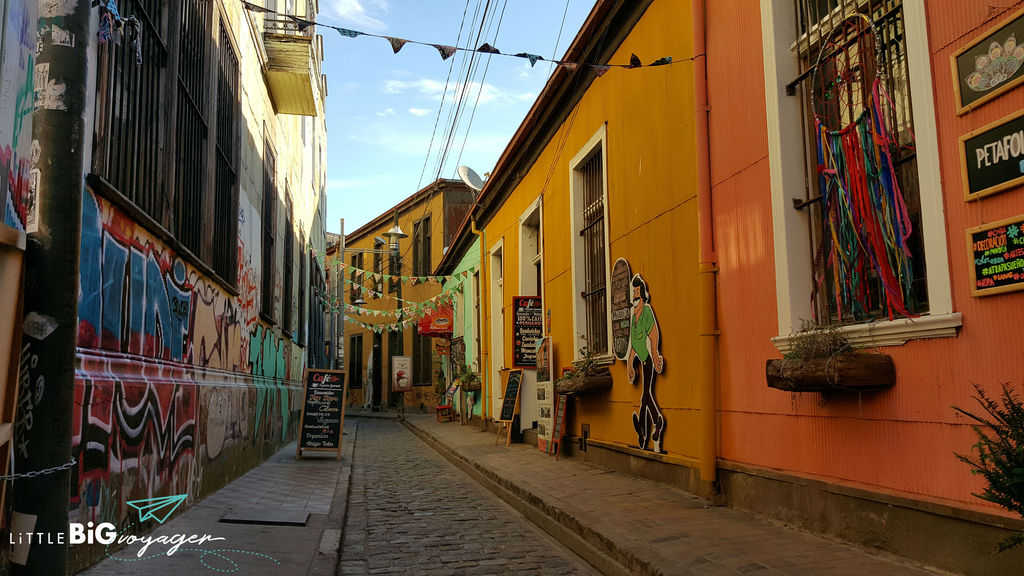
(626, 274, 665, 452)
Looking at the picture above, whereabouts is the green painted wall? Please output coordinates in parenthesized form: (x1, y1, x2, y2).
(443, 236, 481, 417)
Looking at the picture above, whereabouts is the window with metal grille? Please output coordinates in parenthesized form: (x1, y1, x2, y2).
(348, 334, 363, 388)
(373, 238, 384, 297)
(261, 136, 276, 321)
(412, 217, 432, 276)
(213, 27, 239, 285)
(791, 0, 926, 323)
(175, 0, 211, 259)
(298, 241, 307, 346)
(575, 147, 608, 355)
(413, 331, 432, 385)
(283, 193, 295, 333)
(349, 252, 363, 303)
(92, 0, 171, 224)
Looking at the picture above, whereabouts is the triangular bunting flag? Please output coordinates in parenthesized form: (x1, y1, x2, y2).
(477, 43, 500, 54)
(628, 53, 642, 68)
(559, 61, 578, 71)
(649, 56, 672, 67)
(387, 37, 408, 53)
(514, 52, 543, 67)
(337, 27, 360, 38)
(434, 44, 457, 60)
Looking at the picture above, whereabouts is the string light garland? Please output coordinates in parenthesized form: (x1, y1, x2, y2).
(241, 0, 681, 71)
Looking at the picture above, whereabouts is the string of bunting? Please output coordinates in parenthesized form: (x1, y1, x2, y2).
(241, 0, 679, 72)
(342, 264, 473, 287)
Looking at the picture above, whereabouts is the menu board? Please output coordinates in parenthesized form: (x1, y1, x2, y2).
(498, 369, 523, 423)
(960, 109, 1024, 200)
(297, 369, 346, 458)
(611, 258, 632, 360)
(953, 7, 1024, 113)
(512, 296, 542, 367)
(968, 214, 1024, 297)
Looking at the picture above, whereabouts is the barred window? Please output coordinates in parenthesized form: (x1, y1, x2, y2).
(349, 252, 363, 303)
(348, 334, 363, 388)
(792, 0, 926, 323)
(175, 0, 211, 259)
(573, 142, 608, 356)
(213, 27, 239, 285)
(413, 331, 432, 385)
(283, 193, 295, 333)
(373, 238, 384, 297)
(412, 217, 432, 276)
(298, 240, 307, 346)
(261, 136, 276, 320)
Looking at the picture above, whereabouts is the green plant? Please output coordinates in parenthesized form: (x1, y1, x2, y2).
(954, 383, 1024, 551)
(555, 346, 606, 387)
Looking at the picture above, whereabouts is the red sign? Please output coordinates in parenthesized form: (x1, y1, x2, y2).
(417, 303, 453, 337)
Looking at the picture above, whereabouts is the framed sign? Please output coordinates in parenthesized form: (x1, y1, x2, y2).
(512, 296, 542, 368)
(610, 258, 632, 360)
(967, 214, 1024, 296)
(960, 108, 1024, 201)
(391, 355, 412, 392)
(952, 6, 1024, 114)
(297, 369, 346, 459)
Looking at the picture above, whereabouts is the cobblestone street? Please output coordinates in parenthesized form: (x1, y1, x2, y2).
(339, 419, 595, 575)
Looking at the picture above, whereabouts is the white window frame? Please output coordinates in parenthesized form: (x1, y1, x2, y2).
(518, 195, 544, 300)
(568, 124, 613, 360)
(760, 0, 960, 351)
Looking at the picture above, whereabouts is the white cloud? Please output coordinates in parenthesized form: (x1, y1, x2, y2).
(383, 78, 531, 106)
(326, 0, 388, 31)
(376, 107, 395, 117)
(408, 107, 431, 117)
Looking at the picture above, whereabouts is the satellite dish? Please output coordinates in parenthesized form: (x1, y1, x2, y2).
(457, 165, 485, 191)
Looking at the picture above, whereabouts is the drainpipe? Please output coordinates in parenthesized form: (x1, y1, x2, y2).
(692, 0, 719, 491)
(470, 218, 487, 424)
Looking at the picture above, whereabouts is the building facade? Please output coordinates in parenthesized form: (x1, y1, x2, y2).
(343, 179, 474, 411)
(3, 1, 329, 571)
(437, 234, 482, 420)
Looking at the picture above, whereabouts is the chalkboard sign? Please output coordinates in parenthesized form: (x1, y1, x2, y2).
(960, 109, 1024, 200)
(297, 369, 346, 459)
(512, 297, 542, 367)
(610, 258, 632, 360)
(498, 369, 523, 423)
(953, 7, 1024, 114)
(967, 214, 1024, 297)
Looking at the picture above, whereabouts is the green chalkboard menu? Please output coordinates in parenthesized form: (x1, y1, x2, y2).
(960, 109, 1024, 200)
(968, 215, 1024, 297)
(498, 369, 523, 423)
(297, 369, 346, 458)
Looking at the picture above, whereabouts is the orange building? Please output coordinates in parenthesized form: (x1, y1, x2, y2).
(342, 179, 474, 410)
(707, 0, 1024, 573)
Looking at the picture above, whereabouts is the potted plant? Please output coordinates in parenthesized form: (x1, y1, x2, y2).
(765, 325, 894, 392)
(555, 346, 613, 395)
(455, 365, 481, 392)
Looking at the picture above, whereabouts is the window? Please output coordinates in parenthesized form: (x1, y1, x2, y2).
(298, 242, 307, 346)
(389, 239, 401, 293)
(175, 0, 211, 259)
(349, 252, 364, 302)
(761, 0, 956, 347)
(282, 193, 294, 333)
(413, 331, 432, 385)
(261, 135, 276, 320)
(412, 217, 432, 276)
(569, 126, 610, 357)
(520, 200, 543, 298)
(213, 27, 239, 284)
(373, 238, 384, 297)
(348, 334, 363, 388)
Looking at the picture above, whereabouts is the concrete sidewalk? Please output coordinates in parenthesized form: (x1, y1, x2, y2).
(403, 415, 939, 576)
(80, 420, 357, 576)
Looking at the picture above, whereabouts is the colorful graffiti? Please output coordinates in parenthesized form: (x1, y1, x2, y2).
(1, 0, 38, 232)
(73, 190, 301, 524)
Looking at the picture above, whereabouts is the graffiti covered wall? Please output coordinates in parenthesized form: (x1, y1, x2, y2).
(72, 189, 301, 539)
(0, 0, 38, 233)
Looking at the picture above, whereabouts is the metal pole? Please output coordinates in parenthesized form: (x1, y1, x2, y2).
(12, 1, 89, 573)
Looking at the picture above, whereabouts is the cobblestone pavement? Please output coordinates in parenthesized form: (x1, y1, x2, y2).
(339, 419, 595, 575)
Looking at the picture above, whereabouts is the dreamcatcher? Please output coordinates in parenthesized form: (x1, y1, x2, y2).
(809, 12, 915, 323)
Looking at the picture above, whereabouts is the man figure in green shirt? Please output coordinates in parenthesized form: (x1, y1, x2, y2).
(626, 274, 665, 452)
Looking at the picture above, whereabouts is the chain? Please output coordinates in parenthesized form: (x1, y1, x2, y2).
(0, 458, 77, 481)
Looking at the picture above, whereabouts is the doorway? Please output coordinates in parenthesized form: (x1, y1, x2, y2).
(372, 333, 382, 409)
(489, 241, 504, 419)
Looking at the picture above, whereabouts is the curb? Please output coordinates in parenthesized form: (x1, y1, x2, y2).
(401, 419, 653, 576)
(308, 420, 359, 576)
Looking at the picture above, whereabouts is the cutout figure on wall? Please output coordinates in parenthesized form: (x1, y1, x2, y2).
(626, 274, 666, 453)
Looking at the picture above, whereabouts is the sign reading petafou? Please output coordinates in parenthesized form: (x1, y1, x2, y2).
(960, 109, 1024, 200)
(297, 369, 346, 459)
(968, 214, 1024, 297)
(498, 369, 523, 423)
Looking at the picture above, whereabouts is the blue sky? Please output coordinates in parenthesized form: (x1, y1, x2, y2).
(319, 0, 595, 234)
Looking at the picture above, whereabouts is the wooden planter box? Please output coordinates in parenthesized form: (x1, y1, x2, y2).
(555, 368, 613, 395)
(460, 380, 481, 392)
(766, 353, 895, 392)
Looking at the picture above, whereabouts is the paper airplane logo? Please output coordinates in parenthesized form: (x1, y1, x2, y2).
(126, 494, 188, 524)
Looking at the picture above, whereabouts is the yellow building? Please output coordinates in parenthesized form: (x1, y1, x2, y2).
(343, 179, 475, 409)
(442, 0, 714, 494)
